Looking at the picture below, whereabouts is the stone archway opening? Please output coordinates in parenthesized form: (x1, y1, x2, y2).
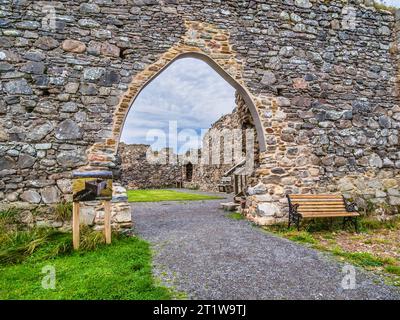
(115, 51, 267, 154)
(116, 54, 262, 195)
(185, 163, 193, 183)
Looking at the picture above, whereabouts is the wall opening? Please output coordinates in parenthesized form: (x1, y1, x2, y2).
(185, 162, 193, 182)
(117, 54, 263, 193)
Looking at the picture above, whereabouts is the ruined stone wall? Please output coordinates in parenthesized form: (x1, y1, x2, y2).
(184, 92, 260, 192)
(118, 143, 181, 189)
(183, 110, 241, 192)
(1, 0, 400, 224)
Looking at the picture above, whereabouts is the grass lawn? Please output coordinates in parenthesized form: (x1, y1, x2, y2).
(127, 189, 222, 202)
(226, 212, 245, 220)
(0, 233, 175, 300)
(262, 217, 400, 286)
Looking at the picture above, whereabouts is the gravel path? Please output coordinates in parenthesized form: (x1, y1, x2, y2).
(132, 190, 400, 300)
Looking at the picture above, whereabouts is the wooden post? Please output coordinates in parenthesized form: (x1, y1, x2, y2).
(103, 200, 112, 244)
(72, 201, 80, 250)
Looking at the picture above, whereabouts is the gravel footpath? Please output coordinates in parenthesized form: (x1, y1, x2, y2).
(132, 190, 400, 300)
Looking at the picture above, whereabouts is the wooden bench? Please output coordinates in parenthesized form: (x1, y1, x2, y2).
(286, 194, 359, 232)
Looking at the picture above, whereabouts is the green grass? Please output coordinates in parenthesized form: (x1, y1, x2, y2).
(265, 216, 400, 234)
(286, 231, 317, 244)
(359, 217, 400, 232)
(127, 189, 222, 202)
(54, 202, 73, 222)
(0, 207, 21, 225)
(0, 234, 174, 300)
(263, 221, 400, 285)
(0, 225, 112, 266)
(385, 265, 400, 276)
(331, 249, 391, 268)
(226, 212, 244, 220)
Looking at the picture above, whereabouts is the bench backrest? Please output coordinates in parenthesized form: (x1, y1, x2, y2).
(287, 194, 348, 216)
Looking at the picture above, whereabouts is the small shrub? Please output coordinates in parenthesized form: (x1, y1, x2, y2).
(286, 231, 317, 245)
(0, 225, 111, 265)
(332, 249, 387, 268)
(385, 265, 400, 276)
(364, 200, 377, 216)
(79, 225, 106, 251)
(262, 223, 289, 234)
(0, 207, 21, 225)
(226, 212, 244, 220)
(359, 216, 400, 232)
(54, 201, 73, 222)
(0, 227, 66, 265)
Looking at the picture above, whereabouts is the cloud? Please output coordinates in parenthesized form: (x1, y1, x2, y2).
(120, 58, 236, 153)
(380, 0, 399, 7)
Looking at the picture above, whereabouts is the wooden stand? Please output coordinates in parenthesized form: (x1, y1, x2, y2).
(103, 200, 112, 244)
(72, 201, 112, 250)
(72, 202, 80, 250)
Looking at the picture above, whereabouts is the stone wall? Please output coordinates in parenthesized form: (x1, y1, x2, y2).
(184, 92, 260, 192)
(182, 111, 241, 192)
(1, 0, 400, 225)
(118, 143, 181, 189)
(0, 183, 132, 231)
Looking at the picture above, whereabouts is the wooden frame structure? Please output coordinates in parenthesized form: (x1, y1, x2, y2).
(72, 171, 113, 250)
(72, 201, 111, 250)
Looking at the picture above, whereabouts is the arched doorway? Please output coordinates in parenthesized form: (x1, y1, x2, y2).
(113, 51, 266, 153)
(185, 162, 193, 182)
(117, 54, 261, 193)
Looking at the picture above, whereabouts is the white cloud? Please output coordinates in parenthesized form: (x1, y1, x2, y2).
(120, 58, 236, 153)
(377, 0, 399, 7)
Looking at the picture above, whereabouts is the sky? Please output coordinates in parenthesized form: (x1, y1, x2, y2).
(120, 58, 236, 154)
(379, 0, 400, 6)
(386, 0, 399, 6)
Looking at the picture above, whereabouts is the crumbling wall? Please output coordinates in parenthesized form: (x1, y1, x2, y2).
(118, 143, 181, 189)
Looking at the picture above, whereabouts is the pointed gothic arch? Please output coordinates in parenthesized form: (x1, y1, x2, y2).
(114, 51, 266, 153)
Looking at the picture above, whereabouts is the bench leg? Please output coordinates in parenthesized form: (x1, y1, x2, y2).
(296, 215, 301, 231)
(343, 217, 359, 233)
(353, 217, 359, 233)
(342, 217, 348, 229)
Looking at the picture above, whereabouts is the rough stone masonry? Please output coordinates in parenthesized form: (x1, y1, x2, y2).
(1, 0, 400, 227)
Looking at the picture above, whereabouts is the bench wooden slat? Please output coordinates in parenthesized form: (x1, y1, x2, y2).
(296, 203, 346, 207)
(299, 208, 347, 212)
(300, 212, 359, 217)
(296, 203, 346, 206)
(290, 194, 342, 199)
(292, 201, 345, 205)
(294, 199, 344, 201)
